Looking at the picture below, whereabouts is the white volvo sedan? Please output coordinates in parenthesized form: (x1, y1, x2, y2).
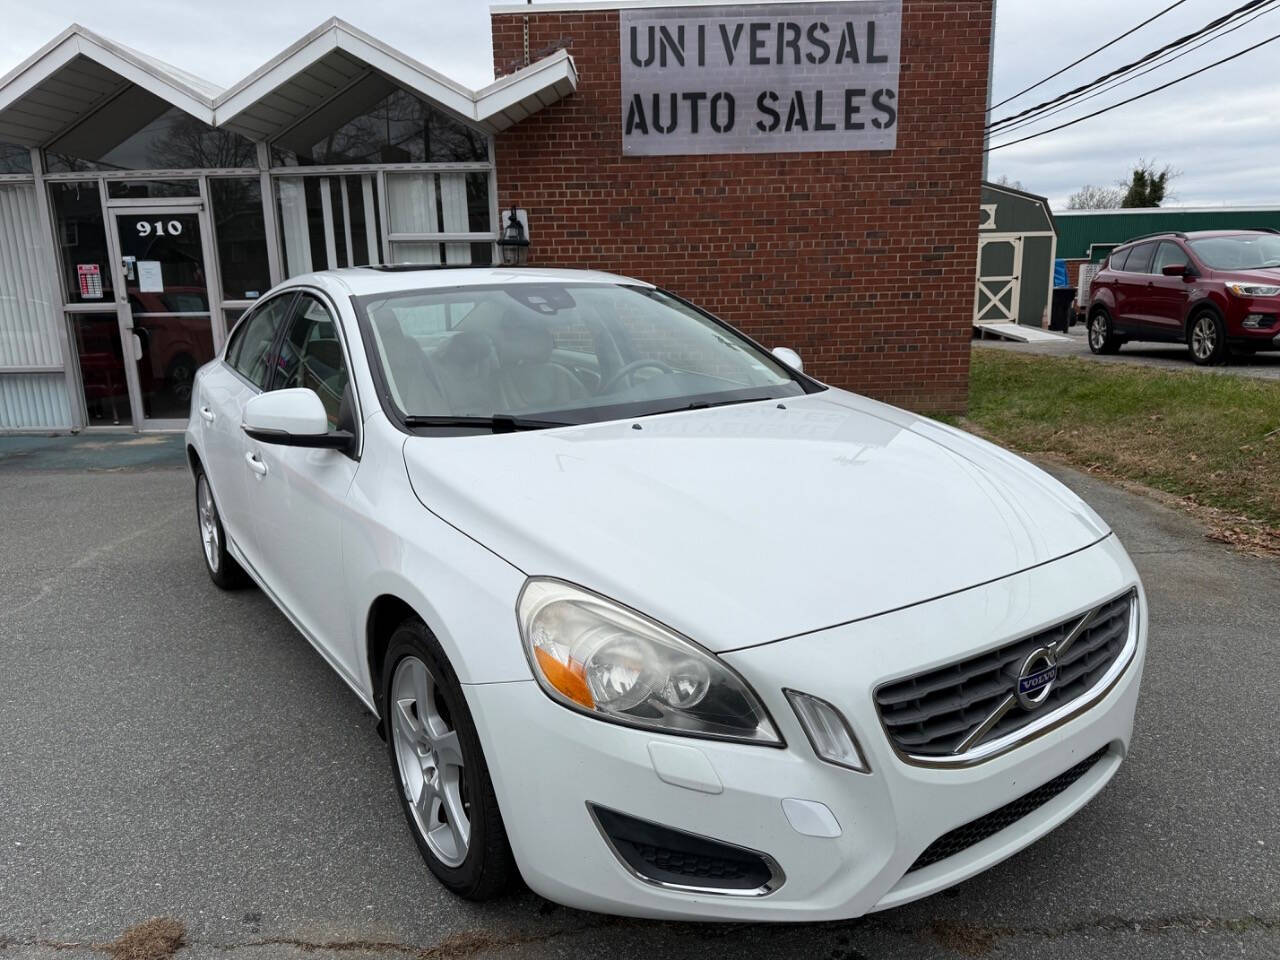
(185, 266, 1146, 920)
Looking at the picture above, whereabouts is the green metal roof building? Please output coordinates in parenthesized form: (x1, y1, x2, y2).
(1054, 207, 1280, 262)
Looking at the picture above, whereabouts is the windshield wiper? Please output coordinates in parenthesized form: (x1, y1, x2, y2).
(402, 414, 574, 433)
(640, 395, 778, 418)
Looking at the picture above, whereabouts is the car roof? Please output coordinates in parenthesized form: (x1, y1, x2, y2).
(1116, 228, 1276, 250)
(285, 265, 654, 297)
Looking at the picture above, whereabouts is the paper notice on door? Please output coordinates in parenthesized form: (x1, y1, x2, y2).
(76, 264, 103, 299)
(137, 260, 163, 293)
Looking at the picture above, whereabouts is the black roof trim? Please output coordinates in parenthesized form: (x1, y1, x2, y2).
(360, 263, 495, 273)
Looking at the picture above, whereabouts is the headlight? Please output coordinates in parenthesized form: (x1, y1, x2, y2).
(1227, 282, 1280, 297)
(517, 578, 781, 745)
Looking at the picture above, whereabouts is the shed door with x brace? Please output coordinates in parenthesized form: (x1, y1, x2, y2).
(975, 235, 1024, 323)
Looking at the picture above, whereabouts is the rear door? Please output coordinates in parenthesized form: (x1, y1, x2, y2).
(1147, 240, 1194, 338)
(195, 292, 296, 560)
(1115, 241, 1156, 331)
(240, 291, 363, 680)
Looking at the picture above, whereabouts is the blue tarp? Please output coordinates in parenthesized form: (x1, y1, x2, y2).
(1054, 259, 1069, 287)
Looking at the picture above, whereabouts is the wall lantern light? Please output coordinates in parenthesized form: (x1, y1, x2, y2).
(498, 206, 530, 266)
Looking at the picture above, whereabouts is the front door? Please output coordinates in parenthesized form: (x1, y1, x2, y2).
(111, 206, 220, 428)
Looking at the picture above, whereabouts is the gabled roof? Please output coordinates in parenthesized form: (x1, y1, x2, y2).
(0, 24, 218, 146)
(0, 18, 577, 149)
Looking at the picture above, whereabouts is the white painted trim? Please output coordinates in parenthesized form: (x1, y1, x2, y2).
(1054, 206, 1280, 216)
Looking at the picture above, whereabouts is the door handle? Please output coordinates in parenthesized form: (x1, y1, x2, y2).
(199, 405, 215, 423)
(244, 451, 268, 476)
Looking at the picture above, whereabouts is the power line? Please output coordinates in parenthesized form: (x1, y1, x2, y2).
(988, 0, 1191, 111)
(988, 0, 1270, 130)
(987, 29, 1280, 151)
(992, 0, 1280, 139)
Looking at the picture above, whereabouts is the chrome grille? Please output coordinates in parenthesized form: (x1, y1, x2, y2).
(875, 591, 1135, 760)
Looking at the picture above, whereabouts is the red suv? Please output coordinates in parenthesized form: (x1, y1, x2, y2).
(1087, 229, 1280, 365)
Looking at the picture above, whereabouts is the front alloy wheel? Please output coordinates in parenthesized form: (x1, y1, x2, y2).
(1189, 312, 1227, 365)
(391, 655, 471, 867)
(382, 621, 514, 899)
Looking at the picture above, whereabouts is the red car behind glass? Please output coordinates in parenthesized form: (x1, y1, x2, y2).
(1087, 229, 1280, 365)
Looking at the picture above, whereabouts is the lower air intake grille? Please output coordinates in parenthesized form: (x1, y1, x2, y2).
(591, 805, 780, 893)
(907, 746, 1109, 873)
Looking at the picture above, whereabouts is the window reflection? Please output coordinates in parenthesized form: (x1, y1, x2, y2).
(271, 88, 488, 166)
(210, 178, 271, 300)
(0, 142, 32, 174)
(46, 102, 255, 172)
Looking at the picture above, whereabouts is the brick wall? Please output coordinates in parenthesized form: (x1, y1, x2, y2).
(492, 1, 993, 413)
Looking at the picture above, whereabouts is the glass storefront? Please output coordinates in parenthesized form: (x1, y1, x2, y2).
(5, 70, 498, 431)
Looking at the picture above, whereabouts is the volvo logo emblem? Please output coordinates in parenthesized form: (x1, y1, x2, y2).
(1014, 646, 1058, 710)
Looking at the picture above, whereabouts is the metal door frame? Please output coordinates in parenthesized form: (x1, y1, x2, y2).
(105, 202, 222, 431)
(974, 233, 1024, 324)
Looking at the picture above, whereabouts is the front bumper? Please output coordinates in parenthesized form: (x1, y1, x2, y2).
(467, 535, 1146, 921)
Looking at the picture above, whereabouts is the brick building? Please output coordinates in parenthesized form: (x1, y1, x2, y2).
(0, 0, 992, 432)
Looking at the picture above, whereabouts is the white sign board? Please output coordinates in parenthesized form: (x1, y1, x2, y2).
(620, 1, 901, 156)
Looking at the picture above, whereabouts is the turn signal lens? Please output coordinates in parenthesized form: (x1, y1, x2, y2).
(533, 646, 594, 708)
(786, 689, 870, 773)
(518, 578, 781, 744)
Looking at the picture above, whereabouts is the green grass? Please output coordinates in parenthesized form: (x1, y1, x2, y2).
(962, 351, 1280, 528)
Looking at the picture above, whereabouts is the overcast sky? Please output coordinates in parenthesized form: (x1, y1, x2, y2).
(1, 0, 1275, 210)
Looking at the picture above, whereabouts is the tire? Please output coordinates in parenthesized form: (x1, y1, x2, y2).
(195, 466, 248, 589)
(1087, 310, 1122, 354)
(1188, 310, 1228, 366)
(382, 619, 515, 900)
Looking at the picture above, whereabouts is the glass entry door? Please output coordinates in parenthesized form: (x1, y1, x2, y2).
(111, 206, 219, 427)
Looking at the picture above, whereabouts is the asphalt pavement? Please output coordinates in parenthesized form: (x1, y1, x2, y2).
(974, 323, 1280, 380)
(0, 442, 1276, 959)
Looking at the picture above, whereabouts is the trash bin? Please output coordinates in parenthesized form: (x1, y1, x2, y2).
(1050, 286, 1076, 332)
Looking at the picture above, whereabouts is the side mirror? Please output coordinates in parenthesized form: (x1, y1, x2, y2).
(242, 387, 352, 451)
(772, 346, 803, 373)
(1161, 263, 1191, 278)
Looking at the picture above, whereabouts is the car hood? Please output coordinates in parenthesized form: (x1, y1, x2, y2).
(401, 391, 1110, 652)
(1222, 267, 1280, 284)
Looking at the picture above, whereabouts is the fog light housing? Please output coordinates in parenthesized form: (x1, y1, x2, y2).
(1243, 313, 1273, 329)
(785, 689, 870, 773)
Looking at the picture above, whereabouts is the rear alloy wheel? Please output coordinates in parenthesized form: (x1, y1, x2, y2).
(1088, 311, 1122, 354)
(1188, 311, 1227, 366)
(383, 620, 514, 899)
(195, 468, 247, 589)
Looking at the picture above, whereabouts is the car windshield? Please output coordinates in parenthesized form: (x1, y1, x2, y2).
(356, 282, 810, 426)
(1188, 234, 1280, 270)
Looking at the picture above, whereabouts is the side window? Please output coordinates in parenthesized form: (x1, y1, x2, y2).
(1151, 241, 1185, 274)
(228, 293, 294, 389)
(1110, 248, 1131, 271)
(1124, 242, 1155, 274)
(275, 295, 350, 428)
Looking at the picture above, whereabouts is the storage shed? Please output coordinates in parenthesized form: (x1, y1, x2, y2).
(975, 181, 1056, 329)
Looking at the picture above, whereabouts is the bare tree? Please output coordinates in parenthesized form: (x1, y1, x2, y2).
(1065, 184, 1125, 210)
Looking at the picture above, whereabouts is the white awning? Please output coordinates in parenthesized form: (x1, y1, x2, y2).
(0, 18, 578, 149)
